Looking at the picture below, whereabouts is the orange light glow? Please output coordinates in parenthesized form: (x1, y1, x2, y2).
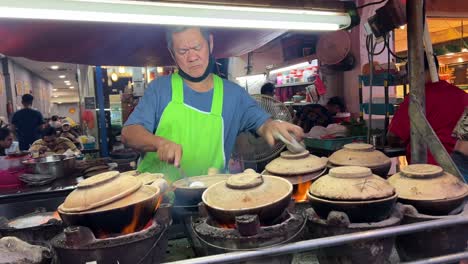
(121, 204, 143, 235)
(218, 223, 236, 229)
(292, 177, 312, 202)
(52, 211, 60, 220)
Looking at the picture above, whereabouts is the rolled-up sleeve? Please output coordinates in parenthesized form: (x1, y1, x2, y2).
(238, 89, 271, 133)
(124, 83, 159, 133)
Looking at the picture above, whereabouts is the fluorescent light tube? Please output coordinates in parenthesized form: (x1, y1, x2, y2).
(0, 0, 352, 31)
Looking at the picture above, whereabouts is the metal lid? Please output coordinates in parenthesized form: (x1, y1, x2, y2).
(265, 150, 328, 175)
(202, 169, 292, 211)
(59, 171, 142, 213)
(388, 164, 468, 201)
(309, 166, 395, 201)
(329, 143, 391, 168)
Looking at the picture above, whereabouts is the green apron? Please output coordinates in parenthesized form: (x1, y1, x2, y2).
(137, 73, 225, 183)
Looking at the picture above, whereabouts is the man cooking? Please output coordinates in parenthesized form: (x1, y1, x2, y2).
(122, 26, 303, 183)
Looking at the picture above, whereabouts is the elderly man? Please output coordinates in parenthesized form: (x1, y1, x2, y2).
(29, 126, 80, 156)
(122, 26, 303, 182)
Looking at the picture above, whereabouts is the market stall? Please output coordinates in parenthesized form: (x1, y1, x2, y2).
(0, 0, 466, 264)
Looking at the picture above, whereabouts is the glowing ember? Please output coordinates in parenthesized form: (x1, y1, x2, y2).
(218, 223, 236, 229)
(292, 177, 312, 202)
(121, 205, 143, 235)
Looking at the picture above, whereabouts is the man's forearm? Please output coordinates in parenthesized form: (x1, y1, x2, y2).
(121, 125, 162, 152)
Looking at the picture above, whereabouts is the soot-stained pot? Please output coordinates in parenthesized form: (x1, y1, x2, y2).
(328, 143, 391, 177)
(308, 166, 397, 222)
(388, 164, 468, 215)
(202, 169, 293, 225)
(58, 171, 161, 236)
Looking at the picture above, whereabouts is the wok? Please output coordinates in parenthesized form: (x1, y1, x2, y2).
(22, 155, 76, 178)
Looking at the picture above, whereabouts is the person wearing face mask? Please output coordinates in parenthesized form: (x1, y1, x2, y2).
(122, 26, 303, 183)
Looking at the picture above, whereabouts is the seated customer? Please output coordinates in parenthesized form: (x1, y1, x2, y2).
(59, 122, 79, 144)
(0, 127, 14, 156)
(29, 126, 81, 156)
(326, 96, 347, 116)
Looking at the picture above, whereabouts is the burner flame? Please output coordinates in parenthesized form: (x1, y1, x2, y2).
(292, 177, 312, 202)
(218, 223, 236, 229)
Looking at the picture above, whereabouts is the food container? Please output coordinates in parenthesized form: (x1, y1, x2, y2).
(388, 164, 468, 215)
(58, 171, 161, 236)
(202, 169, 293, 225)
(308, 166, 397, 222)
(22, 155, 76, 178)
(173, 170, 230, 206)
(328, 143, 391, 177)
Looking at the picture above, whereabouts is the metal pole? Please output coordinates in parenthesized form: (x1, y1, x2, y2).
(402, 251, 468, 264)
(76, 65, 83, 133)
(407, 0, 427, 163)
(165, 217, 468, 264)
(95, 66, 109, 157)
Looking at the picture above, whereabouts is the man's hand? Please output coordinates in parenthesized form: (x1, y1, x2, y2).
(156, 138, 183, 168)
(257, 119, 304, 146)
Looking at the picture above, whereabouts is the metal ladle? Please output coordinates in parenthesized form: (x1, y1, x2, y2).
(274, 132, 306, 153)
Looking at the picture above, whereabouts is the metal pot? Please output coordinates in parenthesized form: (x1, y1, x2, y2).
(173, 174, 230, 206)
(22, 155, 76, 178)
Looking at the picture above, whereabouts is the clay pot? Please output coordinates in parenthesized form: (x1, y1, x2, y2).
(328, 143, 391, 177)
(308, 166, 397, 222)
(388, 164, 468, 215)
(58, 171, 161, 236)
(265, 150, 328, 176)
(202, 169, 293, 225)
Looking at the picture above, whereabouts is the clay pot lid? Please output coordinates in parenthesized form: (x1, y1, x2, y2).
(388, 164, 468, 201)
(328, 143, 391, 168)
(265, 150, 328, 175)
(60, 171, 143, 213)
(309, 166, 395, 201)
(202, 169, 293, 211)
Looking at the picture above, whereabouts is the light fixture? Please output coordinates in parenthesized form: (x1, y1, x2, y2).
(64, 80, 70, 83)
(53, 88, 57, 91)
(118, 66, 126, 74)
(462, 48, 468, 52)
(66, 83, 71, 86)
(156, 67, 164, 74)
(50, 65, 59, 70)
(58, 102, 62, 104)
(399, 25, 406, 30)
(0, 0, 355, 31)
(53, 95, 58, 98)
(69, 86, 75, 89)
(59, 75, 66, 78)
(111, 72, 119, 82)
(269, 60, 318, 74)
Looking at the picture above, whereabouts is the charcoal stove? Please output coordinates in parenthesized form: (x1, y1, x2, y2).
(0, 208, 63, 244)
(304, 203, 404, 264)
(189, 202, 306, 264)
(395, 202, 468, 262)
(51, 203, 172, 264)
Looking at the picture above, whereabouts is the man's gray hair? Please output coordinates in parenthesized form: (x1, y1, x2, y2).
(165, 26, 211, 50)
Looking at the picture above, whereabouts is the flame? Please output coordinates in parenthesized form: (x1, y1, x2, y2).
(292, 176, 312, 203)
(218, 223, 236, 229)
(121, 203, 143, 235)
(52, 211, 60, 220)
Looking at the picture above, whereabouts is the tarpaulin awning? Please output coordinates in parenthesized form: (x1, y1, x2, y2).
(0, 19, 286, 66)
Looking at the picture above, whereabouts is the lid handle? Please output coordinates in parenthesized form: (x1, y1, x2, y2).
(226, 169, 263, 189)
